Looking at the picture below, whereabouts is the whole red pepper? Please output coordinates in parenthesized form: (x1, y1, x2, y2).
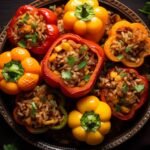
(42, 33, 105, 98)
(13, 85, 68, 134)
(100, 67, 149, 120)
(7, 5, 59, 55)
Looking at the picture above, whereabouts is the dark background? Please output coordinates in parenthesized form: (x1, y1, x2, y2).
(0, 0, 150, 150)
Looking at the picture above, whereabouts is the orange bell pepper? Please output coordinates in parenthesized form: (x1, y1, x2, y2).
(0, 47, 41, 95)
(63, 0, 109, 42)
(104, 20, 150, 67)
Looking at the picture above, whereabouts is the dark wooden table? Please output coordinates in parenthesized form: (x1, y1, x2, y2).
(0, 0, 150, 150)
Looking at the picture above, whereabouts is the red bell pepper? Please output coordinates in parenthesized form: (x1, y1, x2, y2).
(7, 5, 59, 55)
(13, 85, 68, 134)
(42, 33, 105, 98)
(100, 67, 149, 120)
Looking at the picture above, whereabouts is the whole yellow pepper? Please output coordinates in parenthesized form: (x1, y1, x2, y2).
(65, 0, 99, 12)
(63, 0, 109, 42)
(68, 96, 111, 145)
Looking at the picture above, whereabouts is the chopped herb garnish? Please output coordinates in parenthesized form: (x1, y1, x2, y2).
(31, 23, 37, 29)
(84, 74, 90, 82)
(25, 34, 32, 39)
(134, 84, 145, 92)
(49, 5, 56, 11)
(78, 61, 87, 70)
(23, 13, 29, 22)
(85, 55, 89, 60)
(120, 72, 127, 77)
(120, 98, 126, 104)
(3, 144, 18, 150)
(25, 33, 38, 44)
(117, 54, 124, 60)
(115, 104, 121, 112)
(31, 102, 37, 117)
(122, 83, 128, 93)
(61, 71, 71, 80)
(79, 45, 88, 54)
(19, 13, 29, 23)
(125, 47, 132, 53)
(32, 33, 38, 44)
(67, 56, 76, 66)
(17, 40, 26, 48)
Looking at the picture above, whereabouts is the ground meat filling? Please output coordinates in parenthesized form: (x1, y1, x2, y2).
(12, 11, 47, 49)
(99, 68, 145, 114)
(110, 27, 146, 63)
(49, 39, 98, 87)
(15, 85, 64, 129)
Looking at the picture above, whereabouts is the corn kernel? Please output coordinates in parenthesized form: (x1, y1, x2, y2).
(54, 45, 62, 52)
(53, 70, 60, 75)
(61, 42, 73, 51)
(44, 119, 57, 125)
(121, 106, 130, 114)
(85, 68, 89, 74)
(21, 25, 32, 33)
(79, 80, 85, 86)
(110, 71, 118, 79)
(49, 53, 57, 62)
(115, 75, 122, 81)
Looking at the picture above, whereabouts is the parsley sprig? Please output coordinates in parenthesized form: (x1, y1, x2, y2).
(139, 1, 150, 20)
(3, 144, 18, 150)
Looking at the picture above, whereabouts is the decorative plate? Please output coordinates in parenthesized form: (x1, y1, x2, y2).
(0, 0, 149, 150)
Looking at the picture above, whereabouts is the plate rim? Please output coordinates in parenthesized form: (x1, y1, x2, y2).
(0, 0, 150, 150)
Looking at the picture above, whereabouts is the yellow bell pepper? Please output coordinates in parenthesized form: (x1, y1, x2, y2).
(68, 95, 111, 145)
(64, 0, 99, 12)
(63, 0, 109, 42)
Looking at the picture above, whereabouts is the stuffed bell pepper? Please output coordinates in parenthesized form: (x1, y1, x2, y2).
(0, 47, 41, 95)
(104, 20, 150, 67)
(7, 5, 59, 55)
(63, 0, 109, 42)
(68, 95, 111, 145)
(99, 67, 149, 120)
(13, 84, 67, 134)
(42, 33, 104, 98)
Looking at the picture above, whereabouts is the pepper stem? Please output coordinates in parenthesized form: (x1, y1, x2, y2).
(80, 111, 100, 132)
(2, 60, 24, 82)
(75, 3, 95, 21)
